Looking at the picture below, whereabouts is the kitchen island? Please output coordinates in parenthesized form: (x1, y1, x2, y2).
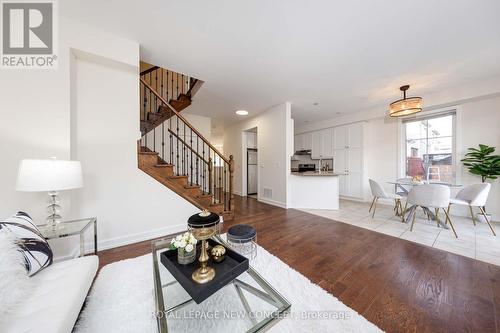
(289, 171, 340, 210)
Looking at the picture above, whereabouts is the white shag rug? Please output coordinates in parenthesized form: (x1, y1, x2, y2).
(76, 243, 382, 333)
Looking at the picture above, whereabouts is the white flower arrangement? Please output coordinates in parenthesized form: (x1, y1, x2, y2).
(170, 232, 197, 253)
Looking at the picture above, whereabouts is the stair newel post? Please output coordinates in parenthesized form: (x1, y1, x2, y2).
(229, 155, 234, 213)
(208, 157, 213, 197)
(190, 128, 193, 186)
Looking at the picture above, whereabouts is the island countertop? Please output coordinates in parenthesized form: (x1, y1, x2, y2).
(290, 171, 341, 176)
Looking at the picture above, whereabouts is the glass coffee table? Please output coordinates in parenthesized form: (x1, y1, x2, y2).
(152, 234, 290, 333)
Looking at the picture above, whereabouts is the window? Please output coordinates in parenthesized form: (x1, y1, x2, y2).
(403, 112, 456, 183)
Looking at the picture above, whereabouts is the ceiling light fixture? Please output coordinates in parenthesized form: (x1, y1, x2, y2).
(389, 85, 422, 117)
(235, 110, 248, 116)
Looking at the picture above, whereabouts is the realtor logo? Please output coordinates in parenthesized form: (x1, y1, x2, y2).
(1, 0, 57, 69)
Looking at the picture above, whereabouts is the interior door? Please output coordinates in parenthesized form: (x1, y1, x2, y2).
(247, 149, 258, 194)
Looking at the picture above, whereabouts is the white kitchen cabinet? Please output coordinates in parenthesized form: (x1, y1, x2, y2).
(311, 128, 333, 159)
(303, 132, 312, 150)
(332, 123, 363, 199)
(311, 131, 322, 159)
(333, 126, 347, 150)
(294, 132, 312, 152)
(294, 134, 304, 151)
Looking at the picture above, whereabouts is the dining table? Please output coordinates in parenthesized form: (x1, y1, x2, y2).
(387, 180, 462, 229)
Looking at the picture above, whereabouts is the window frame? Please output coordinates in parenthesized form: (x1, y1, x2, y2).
(399, 110, 458, 183)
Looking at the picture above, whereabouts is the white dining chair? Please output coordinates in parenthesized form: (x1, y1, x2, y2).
(448, 183, 495, 236)
(407, 184, 458, 238)
(369, 179, 404, 220)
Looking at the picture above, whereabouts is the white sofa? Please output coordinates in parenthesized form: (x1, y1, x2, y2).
(2, 255, 98, 333)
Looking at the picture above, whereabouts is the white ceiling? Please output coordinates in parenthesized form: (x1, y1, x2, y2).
(61, 0, 500, 129)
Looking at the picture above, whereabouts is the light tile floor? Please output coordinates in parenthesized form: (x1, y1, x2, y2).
(301, 199, 500, 266)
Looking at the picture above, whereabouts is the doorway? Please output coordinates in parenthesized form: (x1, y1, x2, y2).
(244, 128, 258, 197)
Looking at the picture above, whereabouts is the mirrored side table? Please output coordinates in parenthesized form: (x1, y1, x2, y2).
(38, 217, 97, 257)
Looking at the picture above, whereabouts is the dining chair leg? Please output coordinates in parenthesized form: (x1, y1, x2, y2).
(399, 200, 405, 222)
(442, 208, 458, 238)
(445, 204, 451, 225)
(435, 208, 439, 227)
(372, 198, 378, 218)
(369, 197, 376, 213)
(468, 205, 476, 226)
(478, 206, 496, 236)
(410, 206, 417, 231)
(402, 201, 407, 218)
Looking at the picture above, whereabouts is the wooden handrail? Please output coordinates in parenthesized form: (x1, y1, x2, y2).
(168, 129, 210, 165)
(140, 66, 159, 76)
(140, 77, 230, 164)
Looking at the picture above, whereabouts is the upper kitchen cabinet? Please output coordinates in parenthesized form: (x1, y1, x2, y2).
(333, 122, 363, 149)
(294, 132, 312, 152)
(311, 128, 333, 159)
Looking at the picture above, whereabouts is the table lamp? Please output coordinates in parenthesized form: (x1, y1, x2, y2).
(16, 158, 83, 226)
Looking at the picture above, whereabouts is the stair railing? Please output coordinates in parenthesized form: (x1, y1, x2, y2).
(139, 77, 234, 215)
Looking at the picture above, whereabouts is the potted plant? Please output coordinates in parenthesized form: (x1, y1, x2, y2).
(170, 232, 198, 265)
(461, 144, 500, 222)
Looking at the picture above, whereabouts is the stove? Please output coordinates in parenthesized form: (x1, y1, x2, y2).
(297, 164, 316, 172)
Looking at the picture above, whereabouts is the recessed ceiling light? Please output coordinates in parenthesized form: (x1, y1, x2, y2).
(313, 102, 319, 106)
(235, 110, 248, 116)
(336, 112, 341, 115)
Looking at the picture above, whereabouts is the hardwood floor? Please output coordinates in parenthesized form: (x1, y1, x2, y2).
(97, 195, 500, 332)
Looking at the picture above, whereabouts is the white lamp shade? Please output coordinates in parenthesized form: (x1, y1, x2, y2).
(16, 159, 83, 192)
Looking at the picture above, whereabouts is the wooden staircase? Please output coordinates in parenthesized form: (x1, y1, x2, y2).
(138, 65, 234, 219)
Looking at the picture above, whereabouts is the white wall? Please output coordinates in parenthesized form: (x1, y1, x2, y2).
(295, 92, 500, 221)
(223, 103, 292, 208)
(0, 17, 197, 259)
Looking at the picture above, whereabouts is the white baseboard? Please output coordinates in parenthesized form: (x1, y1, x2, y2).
(54, 223, 186, 261)
(258, 197, 287, 208)
(233, 190, 243, 196)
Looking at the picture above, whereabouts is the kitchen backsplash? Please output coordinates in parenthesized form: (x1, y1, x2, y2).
(291, 154, 333, 170)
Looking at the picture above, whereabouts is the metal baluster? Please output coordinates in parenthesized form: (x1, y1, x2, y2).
(202, 143, 206, 193)
(189, 128, 193, 186)
(176, 73, 179, 99)
(171, 71, 174, 101)
(181, 75, 184, 94)
(186, 76, 189, 95)
(182, 123, 186, 175)
(161, 69, 164, 100)
(196, 136, 199, 187)
(224, 163, 227, 211)
(218, 156, 222, 204)
(166, 70, 169, 103)
(161, 122, 165, 161)
(176, 116, 179, 175)
(169, 108, 173, 165)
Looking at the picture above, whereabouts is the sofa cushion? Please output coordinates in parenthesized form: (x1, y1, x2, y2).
(0, 255, 98, 333)
(0, 212, 53, 276)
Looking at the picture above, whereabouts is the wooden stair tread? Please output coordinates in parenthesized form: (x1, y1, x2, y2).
(184, 185, 200, 189)
(155, 164, 173, 168)
(170, 175, 188, 179)
(196, 194, 212, 199)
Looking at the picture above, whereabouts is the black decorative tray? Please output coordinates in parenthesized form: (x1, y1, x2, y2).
(160, 238, 249, 304)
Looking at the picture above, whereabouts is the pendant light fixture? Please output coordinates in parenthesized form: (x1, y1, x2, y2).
(389, 85, 422, 117)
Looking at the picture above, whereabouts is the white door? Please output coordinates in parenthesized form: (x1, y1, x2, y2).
(311, 131, 322, 159)
(347, 123, 363, 149)
(334, 125, 347, 150)
(303, 132, 313, 150)
(321, 128, 334, 158)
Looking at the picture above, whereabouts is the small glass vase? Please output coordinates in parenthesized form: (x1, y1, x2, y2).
(177, 247, 196, 265)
